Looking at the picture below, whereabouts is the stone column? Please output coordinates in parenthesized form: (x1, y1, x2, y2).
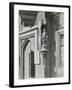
(45, 13, 51, 77)
(40, 45, 48, 78)
(39, 18, 48, 78)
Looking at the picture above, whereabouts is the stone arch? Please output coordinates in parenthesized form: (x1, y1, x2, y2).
(22, 39, 30, 79)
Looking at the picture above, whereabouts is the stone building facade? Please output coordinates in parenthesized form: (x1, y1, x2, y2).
(19, 11, 64, 79)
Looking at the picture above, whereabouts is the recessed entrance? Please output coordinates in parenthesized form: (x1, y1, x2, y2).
(23, 37, 35, 79)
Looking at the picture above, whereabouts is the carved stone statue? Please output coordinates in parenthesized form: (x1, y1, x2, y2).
(41, 29, 48, 45)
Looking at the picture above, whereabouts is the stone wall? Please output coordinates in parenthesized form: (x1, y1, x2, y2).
(50, 13, 64, 77)
(19, 12, 64, 79)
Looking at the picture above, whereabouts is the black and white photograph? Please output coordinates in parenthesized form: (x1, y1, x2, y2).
(19, 10, 64, 79)
(9, 2, 70, 87)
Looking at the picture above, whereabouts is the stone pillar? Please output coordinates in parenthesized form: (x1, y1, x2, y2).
(35, 12, 47, 78)
(45, 13, 51, 77)
(40, 45, 48, 78)
(39, 17, 48, 78)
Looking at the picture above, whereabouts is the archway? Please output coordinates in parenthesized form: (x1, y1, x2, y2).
(22, 38, 35, 79)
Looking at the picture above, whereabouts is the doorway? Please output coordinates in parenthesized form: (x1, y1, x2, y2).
(23, 37, 35, 79)
(55, 29, 64, 77)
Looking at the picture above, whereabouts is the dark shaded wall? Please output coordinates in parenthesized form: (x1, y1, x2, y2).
(45, 12, 64, 77)
(45, 13, 51, 77)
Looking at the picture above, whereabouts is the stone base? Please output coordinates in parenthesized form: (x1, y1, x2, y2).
(35, 65, 45, 78)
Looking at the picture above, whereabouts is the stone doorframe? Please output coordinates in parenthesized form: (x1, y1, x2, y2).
(54, 28, 64, 76)
(19, 27, 39, 79)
